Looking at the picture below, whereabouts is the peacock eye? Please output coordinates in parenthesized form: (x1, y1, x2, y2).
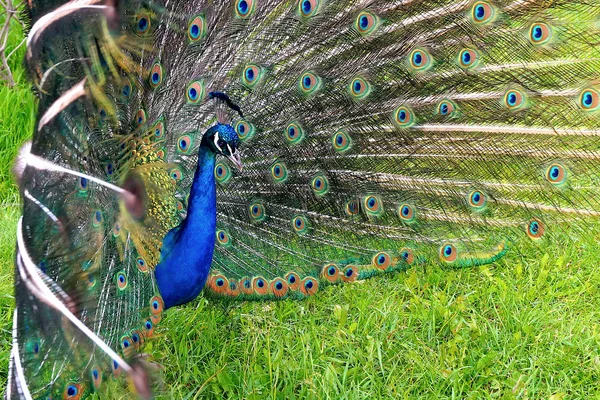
(218, 140, 226, 148)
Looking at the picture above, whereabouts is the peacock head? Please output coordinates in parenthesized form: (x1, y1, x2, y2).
(204, 123, 243, 171)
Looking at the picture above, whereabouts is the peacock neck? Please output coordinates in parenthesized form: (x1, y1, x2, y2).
(155, 141, 217, 309)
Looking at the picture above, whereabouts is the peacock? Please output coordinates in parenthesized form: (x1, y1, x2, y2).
(7, 0, 600, 398)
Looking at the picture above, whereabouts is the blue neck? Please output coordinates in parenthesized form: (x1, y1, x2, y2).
(155, 143, 217, 309)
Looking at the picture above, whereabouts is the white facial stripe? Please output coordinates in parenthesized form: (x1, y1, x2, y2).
(214, 132, 222, 152)
(227, 144, 233, 155)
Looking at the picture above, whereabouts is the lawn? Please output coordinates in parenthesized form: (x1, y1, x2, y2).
(2, 13, 600, 400)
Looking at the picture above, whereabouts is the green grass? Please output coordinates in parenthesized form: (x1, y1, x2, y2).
(3, 19, 600, 400)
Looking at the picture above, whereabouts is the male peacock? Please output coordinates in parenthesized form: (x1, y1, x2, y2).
(8, 0, 600, 398)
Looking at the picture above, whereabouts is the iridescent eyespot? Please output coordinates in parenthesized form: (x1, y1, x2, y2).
(311, 174, 329, 196)
(400, 247, 414, 265)
(64, 383, 80, 399)
(300, 277, 319, 296)
(363, 195, 383, 216)
(546, 164, 567, 186)
(271, 162, 288, 183)
(116, 271, 127, 290)
(136, 257, 147, 272)
(215, 162, 232, 185)
(458, 48, 478, 69)
(529, 22, 551, 45)
(249, 202, 266, 222)
(253, 276, 269, 295)
(136, 12, 150, 34)
(136, 109, 146, 126)
(242, 64, 262, 88)
(121, 78, 132, 99)
(437, 100, 457, 116)
(472, 1, 495, 24)
(579, 88, 599, 111)
(299, 72, 321, 95)
(504, 89, 526, 109)
(144, 319, 154, 337)
(341, 266, 358, 282)
(292, 215, 309, 235)
(188, 15, 206, 41)
(236, 119, 255, 141)
(355, 11, 378, 35)
(216, 229, 231, 246)
(526, 218, 544, 239)
(271, 278, 289, 297)
(394, 106, 415, 127)
(345, 199, 359, 216)
(373, 251, 392, 271)
(299, 0, 320, 17)
(149, 62, 164, 88)
(152, 120, 165, 140)
(186, 80, 204, 104)
(322, 263, 340, 283)
(398, 203, 415, 222)
(239, 277, 253, 294)
(170, 167, 183, 182)
(439, 243, 457, 263)
(177, 135, 192, 154)
(92, 210, 103, 227)
(468, 190, 487, 210)
(78, 177, 88, 192)
(236, 0, 255, 18)
(284, 122, 304, 144)
(332, 130, 351, 152)
(112, 222, 121, 237)
(285, 272, 301, 290)
(409, 49, 432, 71)
(211, 274, 229, 294)
(349, 77, 371, 100)
(150, 296, 164, 323)
(91, 367, 102, 389)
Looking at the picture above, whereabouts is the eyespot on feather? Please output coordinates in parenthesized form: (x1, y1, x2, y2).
(311, 174, 329, 195)
(341, 266, 358, 282)
(409, 48, 432, 71)
(529, 22, 551, 45)
(253, 276, 269, 295)
(363, 195, 383, 216)
(270, 278, 289, 297)
(215, 162, 232, 185)
(355, 11, 379, 35)
(64, 383, 82, 399)
(439, 243, 458, 263)
(300, 277, 319, 295)
(149, 62, 164, 88)
(468, 190, 487, 210)
(545, 163, 567, 186)
(526, 218, 545, 239)
(393, 106, 415, 127)
(242, 64, 262, 88)
(349, 76, 371, 100)
(292, 215, 309, 235)
(236, 119, 255, 141)
(398, 203, 416, 222)
(235, 0, 255, 18)
(400, 248, 415, 265)
(284, 122, 305, 144)
(186, 80, 205, 104)
(249, 202, 266, 222)
(285, 272, 301, 290)
(188, 15, 206, 41)
(579, 88, 600, 111)
(271, 162, 288, 183)
(321, 263, 340, 283)
(503, 89, 526, 110)
(373, 252, 393, 271)
(471, 1, 495, 24)
(299, 71, 322, 95)
(345, 199, 360, 216)
(332, 130, 351, 152)
(216, 229, 232, 246)
(458, 48, 478, 69)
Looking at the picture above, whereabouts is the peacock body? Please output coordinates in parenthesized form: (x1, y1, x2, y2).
(8, 0, 600, 397)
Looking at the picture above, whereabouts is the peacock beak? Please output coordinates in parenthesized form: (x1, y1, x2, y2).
(227, 151, 243, 172)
